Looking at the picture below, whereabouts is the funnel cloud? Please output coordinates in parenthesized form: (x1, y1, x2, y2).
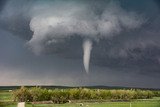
(83, 39, 93, 73)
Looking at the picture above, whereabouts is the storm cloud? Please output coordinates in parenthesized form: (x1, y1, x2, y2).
(0, 0, 160, 88)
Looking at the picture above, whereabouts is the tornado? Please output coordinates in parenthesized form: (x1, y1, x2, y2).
(83, 39, 93, 73)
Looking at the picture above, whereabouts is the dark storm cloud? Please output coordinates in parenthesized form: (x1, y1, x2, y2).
(0, 0, 33, 40)
(0, 0, 7, 12)
(92, 17, 160, 74)
(0, 0, 160, 88)
(154, 0, 160, 8)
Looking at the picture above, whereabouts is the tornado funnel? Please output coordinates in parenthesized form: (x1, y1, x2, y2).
(83, 39, 93, 73)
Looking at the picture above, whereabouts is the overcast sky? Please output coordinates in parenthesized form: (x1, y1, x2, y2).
(0, 0, 160, 88)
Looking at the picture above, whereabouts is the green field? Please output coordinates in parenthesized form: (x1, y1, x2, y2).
(30, 102, 160, 107)
(0, 90, 12, 101)
(0, 89, 160, 107)
(1, 101, 160, 107)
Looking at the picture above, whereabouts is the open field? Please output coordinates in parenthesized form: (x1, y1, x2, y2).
(0, 87, 160, 107)
(29, 101, 160, 107)
(0, 90, 12, 102)
(1, 101, 160, 107)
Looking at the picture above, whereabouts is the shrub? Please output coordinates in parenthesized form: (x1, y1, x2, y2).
(51, 89, 69, 104)
(12, 87, 157, 103)
(13, 86, 31, 102)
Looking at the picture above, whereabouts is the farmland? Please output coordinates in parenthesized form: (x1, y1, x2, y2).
(0, 86, 160, 107)
(1, 101, 160, 107)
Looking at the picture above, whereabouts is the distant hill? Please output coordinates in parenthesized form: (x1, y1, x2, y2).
(0, 85, 159, 90)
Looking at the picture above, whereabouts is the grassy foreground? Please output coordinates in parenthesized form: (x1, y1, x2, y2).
(0, 88, 160, 107)
(30, 102, 160, 107)
(2, 101, 160, 107)
(0, 90, 12, 101)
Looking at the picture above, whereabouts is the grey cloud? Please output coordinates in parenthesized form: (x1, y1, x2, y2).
(27, 1, 143, 55)
(0, 0, 33, 40)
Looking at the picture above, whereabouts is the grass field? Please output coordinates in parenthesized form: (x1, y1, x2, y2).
(1, 100, 160, 107)
(0, 90, 160, 107)
(0, 90, 12, 101)
(1, 101, 160, 107)
(30, 101, 160, 107)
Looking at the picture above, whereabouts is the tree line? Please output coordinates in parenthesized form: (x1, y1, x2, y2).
(13, 86, 160, 104)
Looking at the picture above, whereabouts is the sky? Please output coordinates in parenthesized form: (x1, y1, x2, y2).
(0, 0, 160, 88)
